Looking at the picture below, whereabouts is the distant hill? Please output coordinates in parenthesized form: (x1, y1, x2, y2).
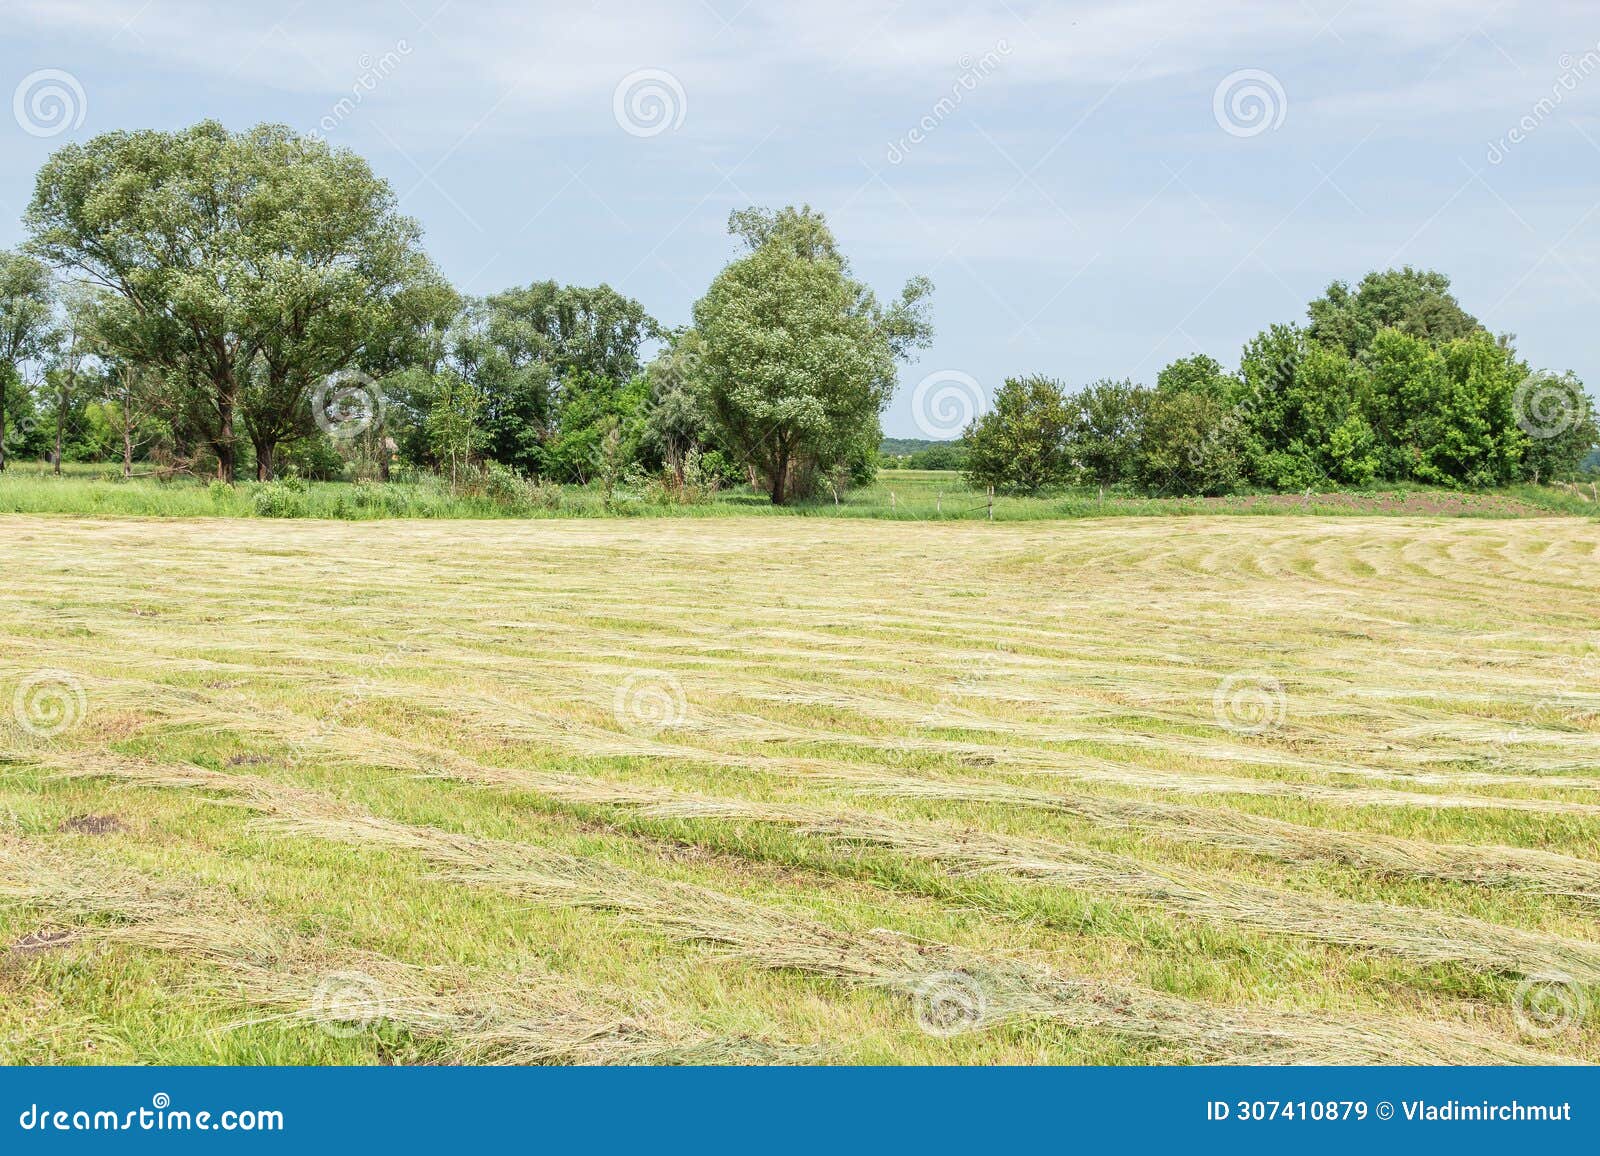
(880, 437, 960, 455)
(880, 436, 967, 470)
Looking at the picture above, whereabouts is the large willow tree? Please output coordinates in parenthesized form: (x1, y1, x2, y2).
(692, 206, 932, 504)
(26, 120, 443, 480)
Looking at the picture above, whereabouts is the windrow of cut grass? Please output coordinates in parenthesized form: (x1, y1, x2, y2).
(0, 837, 796, 1065)
(24, 757, 1566, 1066)
(39, 746, 1600, 985)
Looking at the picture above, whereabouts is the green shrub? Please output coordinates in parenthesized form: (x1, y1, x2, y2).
(479, 461, 562, 514)
(252, 480, 309, 518)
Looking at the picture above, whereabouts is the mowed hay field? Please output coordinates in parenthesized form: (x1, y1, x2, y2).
(3, 514, 1600, 1065)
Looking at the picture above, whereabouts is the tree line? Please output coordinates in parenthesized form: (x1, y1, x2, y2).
(963, 268, 1596, 496)
(0, 121, 930, 505)
(0, 121, 1591, 506)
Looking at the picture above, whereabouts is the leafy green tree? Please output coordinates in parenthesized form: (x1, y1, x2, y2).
(1155, 354, 1234, 401)
(963, 375, 1072, 494)
(693, 206, 932, 504)
(1513, 371, 1598, 483)
(640, 329, 712, 485)
(1135, 389, 1243, 496)
(1067, 378, 1149, 486)
(453, 282, 655, 474)
(1293, 346, 1379, 485)
(426, 370, 487, 486)
(26, 120, 438, 481)
(907, 441, 967, 470)
(44, 283, 108, 471)
(0, 250, 57, 471)
(1232, 323, 1313, 487)
(1307, 267, 1481, 359)
(540, 370, 648, 483)
(1366, 328, 1523, 487)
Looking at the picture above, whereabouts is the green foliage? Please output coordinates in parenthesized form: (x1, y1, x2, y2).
(963, 376, 1073, 494)
(1307, 267, 1482, 358)
(1515, 372, 1600, 483)
(906, 441, 967, 470)
(640, 329, 712, 481)
(451, 282, 655, 475)
(26, 121, 441, 481)
(425, 370, 487, 485)
(10, 127, 1590, 505)
(0, 249, 57, 470)
(1155, 354, 1233, 401)
(693, 205, 932, 503)
(252, 478, 310, 518)
(476, 460, 564, 513)
(1067, 378, 1149, 486)
(540, 370, 648, 483)
(1134, 389, 1243, 496)
(1367, 328, 1524, 488)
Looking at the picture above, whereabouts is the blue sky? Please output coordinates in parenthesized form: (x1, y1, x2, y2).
(3, 0, 1598, 437)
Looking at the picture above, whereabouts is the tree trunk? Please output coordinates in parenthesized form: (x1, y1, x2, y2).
(122, 423, 133, 478)
(53, 391, 63, 475)
(769, 449, 789, 505)
(216, 392, 236, 483)
(254, 439, 275, 482)
(0, 376, 7, 473)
